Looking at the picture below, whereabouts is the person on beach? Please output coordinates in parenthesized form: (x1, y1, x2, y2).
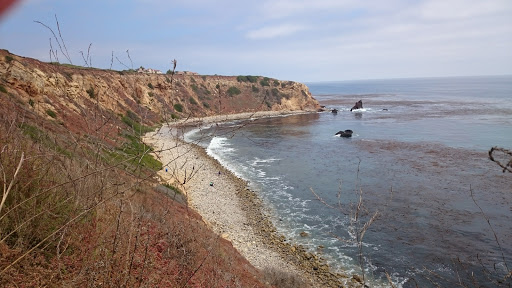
(210, 181, 214, 187)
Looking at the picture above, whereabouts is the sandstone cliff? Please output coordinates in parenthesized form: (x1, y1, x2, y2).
(0, 49, 319, 134)
(0, 49, 325, 287)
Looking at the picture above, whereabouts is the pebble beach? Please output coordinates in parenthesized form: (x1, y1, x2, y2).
(143, 111, 361, 288)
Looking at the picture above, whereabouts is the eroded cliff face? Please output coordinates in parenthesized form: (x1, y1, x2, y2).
(0, 49, 320, 134)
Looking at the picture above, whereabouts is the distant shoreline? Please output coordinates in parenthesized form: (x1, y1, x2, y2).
(144, 110, 357, 288)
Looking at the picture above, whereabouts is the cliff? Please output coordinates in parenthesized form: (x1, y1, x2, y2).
(0, 50, 324, 287)
(0, 49, 319, 136)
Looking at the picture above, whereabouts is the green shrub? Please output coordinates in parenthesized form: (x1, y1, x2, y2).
(227, 86, 241, 96)
(148, 92, 154, 97)
(237, 75, 259, 83)
(189, 97, 198, 105)
(203, 102, 210, 109)
(46, 109, 57, 118)
(18, 123, 70, 157)
(174, 103, 183, 112)
(147, 83, 154, 89)
(252, 85, 259, 93)
(0, 85, 7, 93)
(5, 55, 14, 63)
(29, 99, 34, 107)
(260, 79, 270, 87)
(191, 84, 199, 92)
(121, 112, 154, 134)
(216, 83, 220, 89)
(20, 123, 44, 140)
(86, 87, 95, 98)
(273, 80, 279, 86)
(202, 75, 207, 81)
(171, 113, 179, 119)
(117, 134, 162, 171)
(271, 88, 280, 97)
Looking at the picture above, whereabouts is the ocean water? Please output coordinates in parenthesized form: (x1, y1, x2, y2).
(185, 75, 512, 287)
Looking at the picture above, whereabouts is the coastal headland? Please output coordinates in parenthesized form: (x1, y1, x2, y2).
(0, 50, 364, 287)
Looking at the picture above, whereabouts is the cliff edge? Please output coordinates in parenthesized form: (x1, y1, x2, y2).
(0, 50, 338, 287)
(0, 49, 319, 135)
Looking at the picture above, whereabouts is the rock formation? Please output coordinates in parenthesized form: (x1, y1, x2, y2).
(350, 100, 363, 111)
(335, 129, 353, 138)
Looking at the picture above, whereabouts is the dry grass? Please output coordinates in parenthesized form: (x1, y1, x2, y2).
(262, 267, 306, 288)
(0, 97, 267, 288)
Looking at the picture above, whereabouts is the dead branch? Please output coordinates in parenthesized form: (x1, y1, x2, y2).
(54, 14, 72, 64)
(488, 146, 512, 173)
(470, 185, 509, 273)
(0, 152, 24, 215)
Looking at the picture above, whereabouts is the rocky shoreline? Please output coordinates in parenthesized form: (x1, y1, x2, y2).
(144, 112, 365, 288)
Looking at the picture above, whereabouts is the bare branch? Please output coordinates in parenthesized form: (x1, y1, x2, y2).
(80, 51, 88, 66)
(126, 49, 133, 69)
(35, 20, 63, 61)
(470, 185, 509, 273)
(54, 14, 72, 64)
(86, 43, 92, 67)
(116, 56, 130, 70)
(0, 152, 24, 215)
(110, 51, 114, 70)
(488, 146, 512, 173)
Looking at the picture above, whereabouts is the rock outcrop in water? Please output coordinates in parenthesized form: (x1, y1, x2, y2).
(350, 100, 363, 111)
(335, 129, 353, 137)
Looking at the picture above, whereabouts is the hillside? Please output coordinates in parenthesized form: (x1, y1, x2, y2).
(0, 50, 324, 287)
(0, 49, 319, 134)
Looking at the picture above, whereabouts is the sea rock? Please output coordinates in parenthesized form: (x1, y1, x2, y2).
(331, 108, 338, 114)
(335, 129, 353, 138)
(350, 100, 363, 111)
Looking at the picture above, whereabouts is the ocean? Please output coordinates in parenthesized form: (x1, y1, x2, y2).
(185, 75, 512, 287)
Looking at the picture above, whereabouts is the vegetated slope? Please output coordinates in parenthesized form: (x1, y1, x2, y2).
(0, 50, 318, 287)
(0, 49, 319, 134)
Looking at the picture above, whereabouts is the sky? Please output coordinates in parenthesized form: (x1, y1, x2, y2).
(1, 0, 511, 82)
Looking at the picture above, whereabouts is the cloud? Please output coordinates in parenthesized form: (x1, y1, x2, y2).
(1, 0, 511, 81)
(418, 0, 510, 20)
(245, 23, 306, 39)
(261, 0, 360, 20)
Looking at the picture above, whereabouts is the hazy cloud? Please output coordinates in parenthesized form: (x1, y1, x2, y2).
(1, 0, 511, 81)
(246, 24, 306, 39)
